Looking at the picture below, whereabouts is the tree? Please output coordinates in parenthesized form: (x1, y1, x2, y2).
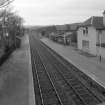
(0, 9, 24, 49)
(0, 0, 14, 8)
(6, 11, 24, 47)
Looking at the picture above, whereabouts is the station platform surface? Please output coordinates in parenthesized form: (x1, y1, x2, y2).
(98, 102, 105, 105)
(41, 38, 105, 89)
(0, 35, 35, 105)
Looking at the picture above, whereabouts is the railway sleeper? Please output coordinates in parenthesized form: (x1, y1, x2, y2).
(71, 95, 84, 105)
(80, 94, 100, 103)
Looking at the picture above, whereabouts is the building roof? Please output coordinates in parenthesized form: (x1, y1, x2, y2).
(81, 16, 105, 29)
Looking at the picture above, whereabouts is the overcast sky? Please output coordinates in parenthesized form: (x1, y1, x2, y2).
(11, 0, 105, 26)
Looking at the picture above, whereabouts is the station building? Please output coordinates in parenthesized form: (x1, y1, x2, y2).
(77, 11, 105, 58)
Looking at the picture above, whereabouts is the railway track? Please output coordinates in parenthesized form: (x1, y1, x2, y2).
(30, 37, 64, 105)
(42, 42, 105, 99)
(29, 34, 105, 105)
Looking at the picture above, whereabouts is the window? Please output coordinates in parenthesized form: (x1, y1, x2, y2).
(83, 27, 88, 35)
(82, 40, 89, 48)
(86, 27, 88, 34)
(83, 29, 85, 35)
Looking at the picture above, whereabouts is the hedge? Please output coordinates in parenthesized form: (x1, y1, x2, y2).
(0, 46, 15, 66)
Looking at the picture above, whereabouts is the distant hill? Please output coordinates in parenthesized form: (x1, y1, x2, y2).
(25, 25, 44, 30)
(25, 22, 82, 32)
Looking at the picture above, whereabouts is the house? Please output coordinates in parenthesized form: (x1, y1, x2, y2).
(77, 11, 105, 58)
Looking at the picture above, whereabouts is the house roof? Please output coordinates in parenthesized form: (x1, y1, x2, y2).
(81, 16, 105, 29)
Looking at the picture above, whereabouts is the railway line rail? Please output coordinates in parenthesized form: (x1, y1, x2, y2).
(41, 41, 105, 99)
(30, 37, 64, 105)
(29, 34, 105, 105)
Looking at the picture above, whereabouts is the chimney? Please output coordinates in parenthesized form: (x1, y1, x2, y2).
(103, 10, 105, 26)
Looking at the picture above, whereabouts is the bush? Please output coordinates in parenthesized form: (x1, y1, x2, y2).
(4, 45, 10, 52)
(0, 45, 15, 66)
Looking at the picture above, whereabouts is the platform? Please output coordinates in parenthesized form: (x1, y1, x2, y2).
(0, 35, 35, 105)
(41, 38, 105, 89)
(98, 102, 105, 105)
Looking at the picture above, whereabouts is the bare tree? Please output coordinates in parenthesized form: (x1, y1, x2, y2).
(0, 0, 14, 8)
(0, 9, 24, 50)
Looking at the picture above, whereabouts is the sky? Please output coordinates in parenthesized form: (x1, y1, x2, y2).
(11, 0, 105, 26)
